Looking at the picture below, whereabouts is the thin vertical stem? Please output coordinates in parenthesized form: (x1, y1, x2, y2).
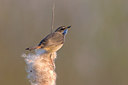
(51, 0, 56, 33)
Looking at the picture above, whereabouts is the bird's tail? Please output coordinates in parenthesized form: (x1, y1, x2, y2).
(25, 46, 41, 51)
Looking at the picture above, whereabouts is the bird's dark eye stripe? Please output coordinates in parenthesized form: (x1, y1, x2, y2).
(61, 28, 64, 30)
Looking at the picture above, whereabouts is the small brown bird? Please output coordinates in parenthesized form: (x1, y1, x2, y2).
(26, 26, 71, 52)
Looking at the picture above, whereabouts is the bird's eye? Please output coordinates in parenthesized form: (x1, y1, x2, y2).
(61, 28, 64, 30)
(61, 27, 65, 30)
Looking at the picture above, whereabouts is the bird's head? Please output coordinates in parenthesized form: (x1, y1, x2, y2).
(55, 26, 71, 35)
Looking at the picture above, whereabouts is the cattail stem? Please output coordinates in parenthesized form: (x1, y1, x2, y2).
(22, 50, 57, 85)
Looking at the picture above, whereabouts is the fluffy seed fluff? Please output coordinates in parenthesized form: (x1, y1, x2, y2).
(22, 49, 57, 85)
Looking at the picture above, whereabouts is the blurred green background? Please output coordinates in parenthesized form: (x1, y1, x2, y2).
(0, 0, 128, 85)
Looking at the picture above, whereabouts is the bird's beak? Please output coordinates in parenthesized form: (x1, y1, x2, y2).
(67, 26, 71, 29)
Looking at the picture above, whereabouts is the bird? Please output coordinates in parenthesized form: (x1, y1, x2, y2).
(26, 26, 71, 52)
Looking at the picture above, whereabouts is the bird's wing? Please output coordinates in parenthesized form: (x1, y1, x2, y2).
(38, 33, 53, 46)
(38, 32, 64, 46)
(48, 32, 64, 44)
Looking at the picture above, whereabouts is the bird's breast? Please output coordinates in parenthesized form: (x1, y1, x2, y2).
(43, 44, 63, 52)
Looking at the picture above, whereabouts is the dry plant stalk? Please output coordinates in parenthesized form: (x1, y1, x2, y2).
(22, 50, 57, 85)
